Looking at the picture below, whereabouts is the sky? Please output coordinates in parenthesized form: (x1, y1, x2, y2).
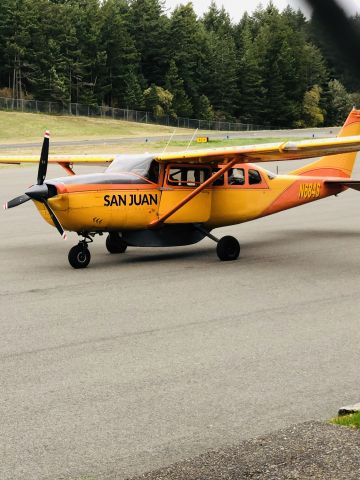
(163, 0, 360, 22)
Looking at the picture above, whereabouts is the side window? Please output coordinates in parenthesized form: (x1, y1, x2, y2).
(168, 168, 183, 186)
(167, 167, 210, 187)
(212, 168, 224, 186)
(228, 168, 245, 186)
(146, 161, 160, 184)
(248, 169, 262, 185)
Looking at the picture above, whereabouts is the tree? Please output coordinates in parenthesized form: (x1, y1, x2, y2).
(123, 71, 144, 109)
(237, 22, 266, 124)
(128, 0, 169, 85)
(302, 85, 324, 127)
(25, 0, 80, 103)
(326, 79, 352, 126)
(204, 30, 238, 117)
(197, 94, 214, 121)
(144, 84, 173, 116)
(165, 60, 192, 117)
(167, 4, 204, 104)
(98, 0, 141, 107)
(300, 43, 328, 90)
(202, 1, 233, 36)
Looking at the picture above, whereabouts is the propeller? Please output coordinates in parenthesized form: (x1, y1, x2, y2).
(3, 131, 67, 239)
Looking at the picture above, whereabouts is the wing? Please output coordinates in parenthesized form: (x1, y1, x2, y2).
(324, 179, 360, 191)
(155, 136, 360, 164)
(0, 154, 116, 166)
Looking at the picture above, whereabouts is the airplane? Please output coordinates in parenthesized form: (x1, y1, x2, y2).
(2, 109, 360, 269)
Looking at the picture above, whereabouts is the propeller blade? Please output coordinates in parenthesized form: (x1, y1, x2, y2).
(3, 194, 31, 210)
(42, 200, 67, 240)
(37, 130, 50, 185)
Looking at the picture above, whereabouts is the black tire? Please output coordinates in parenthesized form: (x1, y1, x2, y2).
(68, 245, 91, 269)
(106, 233, 127, 254)
(216, 235, 240, 261)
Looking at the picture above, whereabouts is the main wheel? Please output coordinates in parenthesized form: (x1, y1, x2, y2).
(216, 235, 240, 261)
(106, 233, 127, 254)
(68, 245, 91, 269)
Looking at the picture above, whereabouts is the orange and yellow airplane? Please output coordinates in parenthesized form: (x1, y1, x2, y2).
(2, 109, 360, 268)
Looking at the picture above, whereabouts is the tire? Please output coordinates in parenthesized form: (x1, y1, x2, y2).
(68, 245, 91, 269)
(216, 235, 240, 261)
(106, 233, 127, 254)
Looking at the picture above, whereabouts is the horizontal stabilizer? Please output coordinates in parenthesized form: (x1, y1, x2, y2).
(324, 179, 360, 191)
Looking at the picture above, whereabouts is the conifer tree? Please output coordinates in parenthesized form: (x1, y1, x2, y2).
(197, 94, 214, 121)
(128, 0, 169, 86)
(165, 60, 192, 117)
(167, 4, 203, 105)
(99, 0, 141, 107)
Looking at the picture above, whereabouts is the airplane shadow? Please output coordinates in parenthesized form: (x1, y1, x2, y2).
(104, 228, 360, 267)
(113, 247, 211, 265)
(5, 227, 360, 272)
(244, 228, 360, 250)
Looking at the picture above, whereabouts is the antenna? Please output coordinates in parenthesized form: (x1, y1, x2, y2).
(186, 128, 198, 152)
(162, 129, 176, 153)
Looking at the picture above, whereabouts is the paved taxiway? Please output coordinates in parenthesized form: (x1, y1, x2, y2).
(0, 126, 339, 150)
(1, 160, 360, 480)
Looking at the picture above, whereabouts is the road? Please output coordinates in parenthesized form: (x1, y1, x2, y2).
(0, 126, 340, 150)
(1, 160, 360, 480)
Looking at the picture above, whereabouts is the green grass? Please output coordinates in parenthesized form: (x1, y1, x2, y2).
(330, 411, 360, 428)
(150, 137, 306, 148)
(0, 110, 191, 142)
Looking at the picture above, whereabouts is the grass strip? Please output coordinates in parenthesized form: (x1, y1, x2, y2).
(331, 411, 360, 428)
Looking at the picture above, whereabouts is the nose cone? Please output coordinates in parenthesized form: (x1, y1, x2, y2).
(25, 184, 49, 201)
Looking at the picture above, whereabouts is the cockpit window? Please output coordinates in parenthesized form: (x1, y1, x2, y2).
(167, 166, 211, 187)
(212, 168, 224, 186)
(248, 169, 262, 185)
(228, 168, 245, 185)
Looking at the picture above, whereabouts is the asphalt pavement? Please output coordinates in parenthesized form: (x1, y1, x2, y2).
(0, 126, 340, 150)
(131, 422, 360, 480)
(1, 158, 360, 480)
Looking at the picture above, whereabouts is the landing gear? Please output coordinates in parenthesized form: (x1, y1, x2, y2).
(193, 225, 240, 262)
(68, 244, 91, 269)
(105, 233, 127, 254)
(68, 233, 98, 269)
(216, 235, 240, 261)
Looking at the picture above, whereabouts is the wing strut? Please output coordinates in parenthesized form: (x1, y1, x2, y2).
(58, 162, 76, 175)
(150, 157, 239, 228)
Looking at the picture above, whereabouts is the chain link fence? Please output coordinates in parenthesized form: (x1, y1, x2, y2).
(0, 96, 274, 131)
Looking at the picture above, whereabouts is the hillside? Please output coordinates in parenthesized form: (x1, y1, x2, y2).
(0, 111, 189, 144)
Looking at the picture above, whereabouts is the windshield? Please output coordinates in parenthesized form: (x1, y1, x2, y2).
(106, 154, 155, 176)
(261, 167, 277, 179)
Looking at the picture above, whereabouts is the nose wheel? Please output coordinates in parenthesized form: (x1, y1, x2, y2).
(68, 234, 95, 269)
(68, 243, 91, 269)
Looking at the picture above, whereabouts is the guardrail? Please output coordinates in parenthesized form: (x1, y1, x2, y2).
(0, 96, 275, 131)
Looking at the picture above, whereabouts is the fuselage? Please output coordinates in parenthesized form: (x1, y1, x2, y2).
(34, 159, 346, 234)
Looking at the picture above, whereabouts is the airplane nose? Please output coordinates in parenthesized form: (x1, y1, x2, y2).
(25, 184, 49, 200)
(25, 183, 58, 201)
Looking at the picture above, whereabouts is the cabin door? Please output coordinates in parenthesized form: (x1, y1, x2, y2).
(159, 164, 212, 223)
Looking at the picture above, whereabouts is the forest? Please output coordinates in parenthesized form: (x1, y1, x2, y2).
(0, 0, 360, 127)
